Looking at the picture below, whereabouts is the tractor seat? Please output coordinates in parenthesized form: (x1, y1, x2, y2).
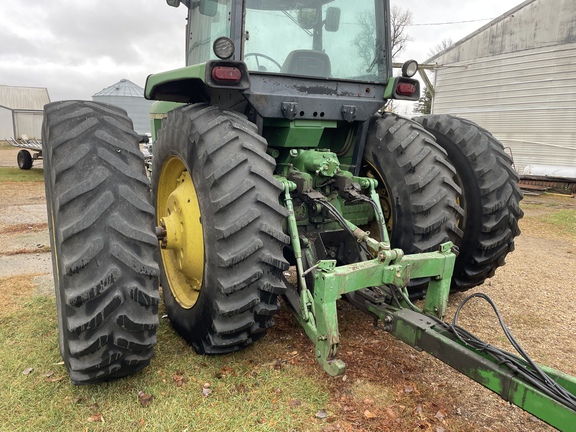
(280, 50, 331, 78)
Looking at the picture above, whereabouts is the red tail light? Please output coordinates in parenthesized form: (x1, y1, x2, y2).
(211, 66, 242, 83)
(396, 82, 417, 96)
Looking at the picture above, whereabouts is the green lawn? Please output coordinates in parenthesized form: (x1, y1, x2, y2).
(0, 288, 330, 431)
(0, 167, 44, 182)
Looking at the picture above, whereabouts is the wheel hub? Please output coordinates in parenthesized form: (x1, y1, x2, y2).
(157, 160, 204, 309)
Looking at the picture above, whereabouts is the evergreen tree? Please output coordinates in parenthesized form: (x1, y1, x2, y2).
(414, 86, 432, 114)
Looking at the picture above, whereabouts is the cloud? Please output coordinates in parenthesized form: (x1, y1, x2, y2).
(393, 0, 521, 62)
(0, 0, 186, 101)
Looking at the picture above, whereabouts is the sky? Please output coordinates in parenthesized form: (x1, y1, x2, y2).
(0, 0, 525, 102)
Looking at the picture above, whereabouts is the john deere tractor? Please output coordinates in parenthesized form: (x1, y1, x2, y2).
(42, 0, 576, 428)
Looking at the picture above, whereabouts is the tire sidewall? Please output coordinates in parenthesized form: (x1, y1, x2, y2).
(42, 110, 68, 363)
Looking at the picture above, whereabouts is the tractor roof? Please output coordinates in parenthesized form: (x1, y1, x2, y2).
(246, 0, 333, 11)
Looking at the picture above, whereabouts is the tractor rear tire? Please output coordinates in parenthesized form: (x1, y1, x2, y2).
(414, 114, 523, 291)
(151, 104, 289, 354)
(18, 149, 33, 170)
(43, 101, 160, 385)
(361, 113, 462, 294)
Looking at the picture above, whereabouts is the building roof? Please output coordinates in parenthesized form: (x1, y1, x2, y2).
(427, 0, 539, 62)
(0, 85, 50, 110)
(93, 79, 145, 98)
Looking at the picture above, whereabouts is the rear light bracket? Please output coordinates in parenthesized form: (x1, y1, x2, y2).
(205, 60, 251, 90)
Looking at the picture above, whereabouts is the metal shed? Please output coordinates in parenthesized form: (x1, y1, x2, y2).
(92, 79, 153, 135)
(0, 85, 50, 140)
(428, 0, 576, 175)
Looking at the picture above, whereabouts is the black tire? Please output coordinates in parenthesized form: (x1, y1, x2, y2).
(42, 101, 160, 385)
(151, 104, 289, 354)
(17, 149, 33, 170)
(360, 113, 462, 293)
(414, 114, 523, 291)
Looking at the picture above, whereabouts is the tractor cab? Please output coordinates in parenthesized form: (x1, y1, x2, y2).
(152, 0, 419, 146)
(181, 0, 390, 83)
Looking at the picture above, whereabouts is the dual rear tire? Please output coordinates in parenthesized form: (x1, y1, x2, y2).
(414, 114, 523, 291)
(43, 101, 289, 382)
(363, 112, 522, 293)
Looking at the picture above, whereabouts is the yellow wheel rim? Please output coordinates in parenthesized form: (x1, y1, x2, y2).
(157, 156, 204, 309)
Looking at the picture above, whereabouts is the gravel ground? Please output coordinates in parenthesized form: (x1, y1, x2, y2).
(1, 143, 575, 430)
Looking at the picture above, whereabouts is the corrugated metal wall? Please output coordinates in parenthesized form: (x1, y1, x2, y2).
(430, 0, 576, 174)
(14, 111, 44, 140)
(433, 43, 576, 173)
(0, 107, 14, 139)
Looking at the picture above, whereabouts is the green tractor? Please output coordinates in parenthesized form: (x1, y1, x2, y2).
(42, 0, 576, 428)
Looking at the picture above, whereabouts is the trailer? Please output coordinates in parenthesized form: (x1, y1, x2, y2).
(7, 136, 42, 170)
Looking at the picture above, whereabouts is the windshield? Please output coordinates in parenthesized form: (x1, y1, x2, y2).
(244, 0, 388, 82)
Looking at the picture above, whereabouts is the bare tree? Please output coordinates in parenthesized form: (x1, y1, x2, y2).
(354, 5, 414, 70)
(390, 5, 414, 60)
(353, 10, 377, 70)
(427, 38, 453, 59)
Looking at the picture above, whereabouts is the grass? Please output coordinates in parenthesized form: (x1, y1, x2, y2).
(520, 195, 576, 241)
(0, 278, 330, 432)
(540, 209, 576, 235)
(0, 167, 44, 182)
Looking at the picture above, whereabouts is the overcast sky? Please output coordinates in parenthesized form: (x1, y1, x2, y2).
(0, 0, 524, 102)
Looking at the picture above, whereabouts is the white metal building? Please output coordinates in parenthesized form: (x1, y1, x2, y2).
(92, 79, 153, 135)
(0, 85, 50, 140)
(429, 0, 576, 174)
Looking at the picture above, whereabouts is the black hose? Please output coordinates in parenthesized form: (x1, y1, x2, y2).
(447, 293, 576, 411)
(314, 198, 372, 257)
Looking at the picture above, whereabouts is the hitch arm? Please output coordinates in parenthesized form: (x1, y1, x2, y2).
(289, 244, 455, 376)
(369, 307, 576, 431)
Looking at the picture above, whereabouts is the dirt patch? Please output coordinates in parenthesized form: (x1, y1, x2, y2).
(0, 182, 45, 207)
(0, 223, 48, 235)
(0, 180, 50, 277)
(0, 253, 53, 278)
(0, 275, 42, 317)
(0, 224, 50, 256)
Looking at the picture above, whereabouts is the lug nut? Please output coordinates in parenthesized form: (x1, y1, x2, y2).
(155, 226, 167, 248)
(155, 226, 167, 239)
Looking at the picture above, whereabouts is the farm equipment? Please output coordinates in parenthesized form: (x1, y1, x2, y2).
(41, 0, 576, 429)
(7, 136, 42, 170)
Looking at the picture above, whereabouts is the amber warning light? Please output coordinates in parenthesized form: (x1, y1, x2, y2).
(211, 67, 242, 83)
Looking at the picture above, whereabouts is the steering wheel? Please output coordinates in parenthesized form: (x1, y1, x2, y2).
(244, 53, 282, 72)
